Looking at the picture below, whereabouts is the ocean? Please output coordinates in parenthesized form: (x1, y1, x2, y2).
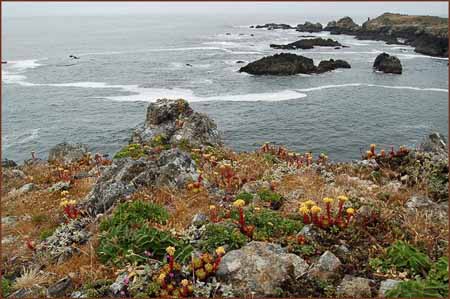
(2, 13, 448, 162)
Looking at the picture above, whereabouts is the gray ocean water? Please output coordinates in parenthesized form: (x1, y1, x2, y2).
(2, 13, 448, 162)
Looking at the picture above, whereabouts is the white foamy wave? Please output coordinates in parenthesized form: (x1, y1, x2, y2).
(80, 46, 261, 57)
(295, 83, 448, 93)
(397, 54, 448, 60)
(104, 87, 307, 102)
(7, 59, 42, 70)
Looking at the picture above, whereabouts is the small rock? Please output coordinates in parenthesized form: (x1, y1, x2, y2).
(2, 216, 18, 227)
(47, 276, 72, 297)
(309, 250, 341, 280)
(297, 224, 320, 242)
(2, 159, 17, 168)
(18, 183, 35, 194)
(191, 213, 208, 226)
(405, 195, 435, 210)
(48, 142, 88, 164)
(48, 181, 71, 193)
(336, 275, 372, 297)
(216, 241, 308, 296)
(110, 272, 128, 295)
(8, 288, 33, 298)
(419, 132, 448, 156)
(378, 279, 401, 297)
(2, 235, 18, 245)
(373, 52, 402, 74)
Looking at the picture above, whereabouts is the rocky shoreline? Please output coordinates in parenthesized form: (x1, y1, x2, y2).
(2, 99, 448, 298)
(252, 12, 448, 57)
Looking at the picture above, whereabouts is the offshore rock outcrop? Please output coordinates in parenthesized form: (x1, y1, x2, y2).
(131, 99, 222, 148)
(358, 13, 448, 57)
(296, 21, 323, 32)
(324, 16, 361, 35)
(270, 37, 342, 50)
(239, 53, 351, 76)
(373, 52, 403, 74)
(253, 23, 293, 30)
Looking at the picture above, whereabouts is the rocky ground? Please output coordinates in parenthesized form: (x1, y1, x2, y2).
(1, 99, 448, 298)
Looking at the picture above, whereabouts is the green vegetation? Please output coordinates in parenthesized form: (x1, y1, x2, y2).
(39, 227, 56, 240)
(258, 189, 282, 203)
(236, 192, 254, 204)
(200, 223, 248, 252)
(97, 201, 192, 267)
(386, 257, 448, 298)
(386, 240, 431, 275)
(2, 277, 11, 298)
(114, 143, 146, 160)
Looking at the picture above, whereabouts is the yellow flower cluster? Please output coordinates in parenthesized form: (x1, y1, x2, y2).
(337, 195, 348, 202)
(166, 246, 176, 256)
(59, 191, 77, 207)
(323, 197, 334, 204)
(233, 199, 245, 208)
(215, 246, 225, 256)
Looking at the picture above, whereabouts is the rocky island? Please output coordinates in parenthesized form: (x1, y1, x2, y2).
(324, 13, 448, 57)
(251, 13, 448, 57)
(2, 99, 448, 298)
(270, 37, 343, 50)
(239, 53, 351, 75)
(373, 52, 403, 74)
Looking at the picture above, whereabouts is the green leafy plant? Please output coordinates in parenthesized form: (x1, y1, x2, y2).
(258, 189, 282, 202)
(2, 277, 11, 298)
(97, 201, 192, 267)
(31, 214, 48, 225)
(386, 258, 448, 299)
(386, 241, 431, 276)
(200, 224, 248, 252)
(39, 228, 56, 240)
(114, 144, 146, 160)
(236, 192, 254, 204)
(99, 201, 169, 231)
(230, 208, 303, 241)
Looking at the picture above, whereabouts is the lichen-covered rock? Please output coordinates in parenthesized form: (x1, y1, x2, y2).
(37, 218, 91, 263)
(17, 183, 35, 194)
(131, 99, 222, 148)
(419, 132, 447, 156)
(378, 279, 401, 297)
(336, 275, 372, 297)
(216, 241, 309, 296)
(308, 250, 342, 280)
(48, 142, 88, 164)
(373, 52, 402, 74)
(48, 181, 71, 193)
(47, 276, 72, 297)
(83, 149, 197, 214)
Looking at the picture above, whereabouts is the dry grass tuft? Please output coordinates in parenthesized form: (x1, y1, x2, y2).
(13, 267, 50, 290)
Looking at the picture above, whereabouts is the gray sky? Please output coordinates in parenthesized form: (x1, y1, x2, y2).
(3, 2, 448, 18)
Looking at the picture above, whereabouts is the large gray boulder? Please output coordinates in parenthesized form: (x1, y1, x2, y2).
(216, 241, 309, 296)
(131, 99, 222, 148)
(373, 52, 402, 74)
(83, 149, 198, 214)
(48, 142, 88, 164)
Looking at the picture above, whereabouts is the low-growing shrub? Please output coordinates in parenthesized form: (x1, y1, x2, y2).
(236, 192, 253, 204)
(258, 189, 282, 203)
(230, 208, 303, 241)
(2, 277, 11, 298)
(386, 240, 431, 276)
(99, 201, 169, 231)
(200, 224, 248, 252)
(386, 257, 448, 298)
(39, 228, 56, 240)
(97, 201, 192, 267)
(114, 144, 146, 160)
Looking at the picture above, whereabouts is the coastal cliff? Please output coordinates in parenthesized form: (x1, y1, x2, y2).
(2, 100, 448, 298)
